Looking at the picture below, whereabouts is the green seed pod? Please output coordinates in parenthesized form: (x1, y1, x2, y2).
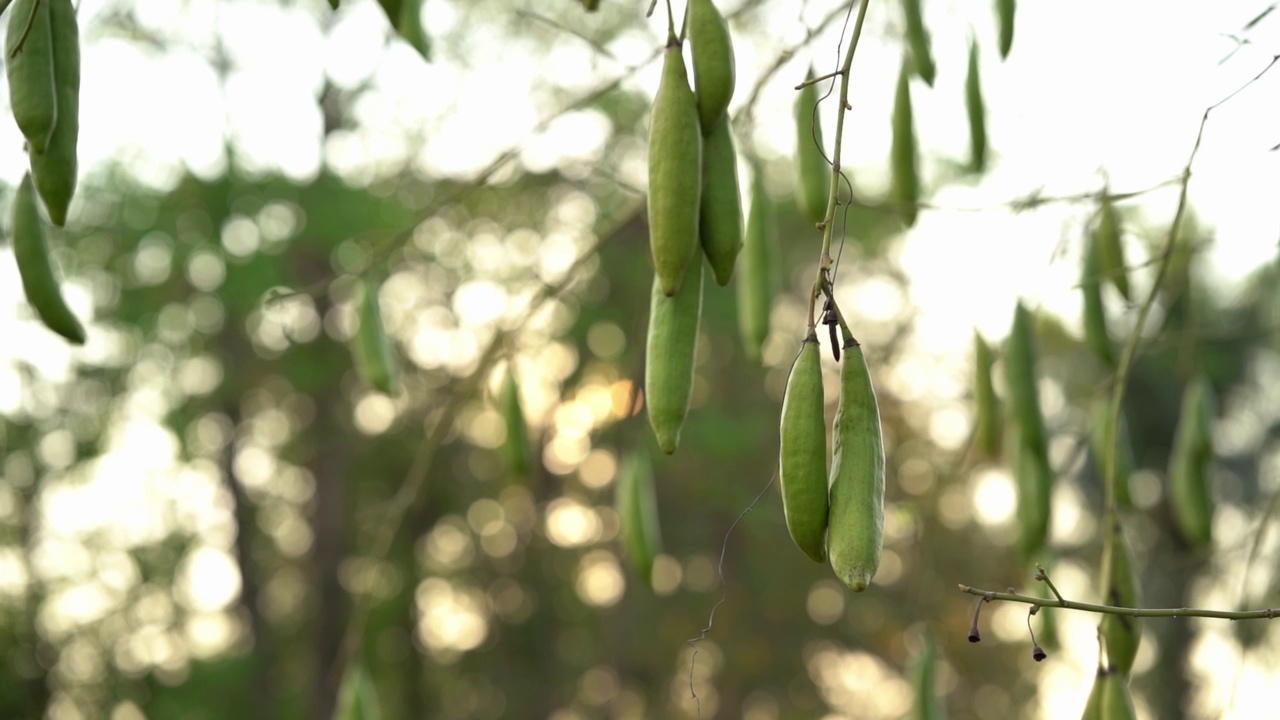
(909, 630, 945, 720)
(736, 162, 774, 364)
(698, 114, 742, 287)
(973, 330, 1001, 460)
(28, 0, 78, 227)
(396, 0, 430, 61)
(645, 258, 704, 454)
(1100, 520, 1141, 676)
(1080, 669, 1105, 720)
(615, 450, 662, 586)
(890, 61, 920, 228)
(964, 36, 986, 172)
(1011, 432, 1052, 560)
(499, 369, 533, 479)
(334, 661, 383, 720)
(793, 69, 829, 227)
(581, 0, 600, 10)
(901, 0, 935, 86)
(779, 333, 828, 563)
(995, 0, 1016, 59)
(1089, 396, 1134, 509)
(687, 0, 734, 134)
(648, 39, 703, 297)
(1081, 231, 1115, 367)
(1005, 301, 1047, 453)
(329, 0, 340, 9)
(1168, 375, 1215, 548)
(350, 277, 400, 395)
(1099, 670, 1137, 720)
(828, 338, 886, 590)
(12, 172, 84, 344)
(6, 0, 58, 153)
(1094, 197, 1130, 300)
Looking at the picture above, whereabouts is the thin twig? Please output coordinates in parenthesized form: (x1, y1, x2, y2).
(817, 0, 870, 267)
(1034, 563, 1066, 604)
(959, 584, 1280, 621)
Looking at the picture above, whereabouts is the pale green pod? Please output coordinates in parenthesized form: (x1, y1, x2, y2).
(1012, 432, 1052, 560)
(1099, 670, 1136, 720)
(736, 162, 774, 363)
(1082, 230, 1115, 367)
(1168, 375, 1215, 548)
(648, 41, 703, 297)
(615, 450, 662, 586)
(1095, 198, 1130, 300)
(6, 0, 58, 153)
(995, 0, 1016, 59)
(350, 277, 400, 394)
(1100, 520, 1141, 676)
(890, 61, 920, 228)
(910, 630, 946, 720)
(793, 69, 829, 227)
(12, 171, 84, 344)
(965, 36, 987, 172)
(645, 258, 704, 454)
(687, 0, 735, 134)
(827, 339, 886, 590)
(1088, 395, 1134, 509)
(779, 333, 828, 562)
(901, 0, 935, 86)
(698, 114, 742, 286)
(1005, 301, 1047, 453)
(28, 0, 78, 227)
(499, 369, 533, 479)
(973, 331, 1001, 460)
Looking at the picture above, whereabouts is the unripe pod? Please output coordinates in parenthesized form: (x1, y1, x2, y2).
(698, 114, 742, 286)
(901, 0, 935, 86)
(350, 277, 400, 395)
(615, 450, 662, 587)
(1168, 375, 1215, 548)
(334, 661, 383, 720)
(779, 333, 828, 562)
(499, 369, 533, 479)
(1089, 396, 1134, 509)
(909, 629, 944, 720)
(6, 0, 58, 153)
(1011, 431, 1051, 560)
(890, 61, 920, 228)
(973, 330, 1001, 460)
(12, 171, 84, 344)
(687, 0, 735, 134)
(1082, 229, 1115, 367)
(1100, 520, 1141, 676)
(1095, 198, 1130, 300)
(645, 258, 704, 454)
(1005, 301, 1047, 453)
(28, 0, 79, 227)
(995, 0, 1016, 59)
(965, 36, 987, 172)
(793, 69, 829, 228)
(736, 162, 774, 363)
(1099, 670, 1137, 720)
(827, 338, 886, 590)
(1080, 669, 1105, 720)
(647, 40, 703, 297)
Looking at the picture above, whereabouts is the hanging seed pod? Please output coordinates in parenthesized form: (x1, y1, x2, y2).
(28, 0, 79, 227)
(1089, 395, 1134, 509)
(1005, 302, 1047, 452)
(973, 330, 1001, 460)
(736, 162, 775, 363)
(965, 36, 987, 172)
(615, 450, 662, 587)
(687, 0, 735, 134)
(890, 61, 920, 228)
(12, 171, 85, 344)
(901, 0, 936, 86)
(648, 37, 703, 297)
(995, 0, 1016, 59)
(349, 276, 400, 394)
(1081, 230, 1115, 367)
(1168, 375, 1215, 548)
(498, 369, 533, 479)
(779, 332, 829, 562)
(1099, 669, 1137, 720)
(1012, 431, 1052, 560)
(793, 68, 830, 228)
(6, 0, 58, 153)
(334, 661, 383, 720)
(827, 337, 886, 590)
(645, 258, 704, 454)
(909, 630, 945, 720)
(698, 114, 743, 286)
(1094, 197, 1130, 301)
(1100, 519, 1141, 676)
(396, 0, 430, 61)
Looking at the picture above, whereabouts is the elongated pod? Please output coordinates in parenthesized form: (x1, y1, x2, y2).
(648, 39, 703, 297)
(1005, 301, 1047, 453)
(793, 69, 829, 227)
(6, 0, 58, 152)
(909, 630, 944, 720)
(779, 333, 828, 562)
(1168, 375, 1215, 548)
(827, 337, 886, 590)
(698, 114, 742, 286)
(1088, 395, 1134, 508)
(890, 61, 920, 228)
(995, 0, 1016, 59)
(1095, 197, 1130, 300)
(1012, 432, 1051, 560)
(965, 36, 987, 172)
(1082, 230, 1115, 367)
(350, 277, 400, 394)
(1100, 519, 1141, 676)
(736, 162, 774, 363)
(615, 450, 662, 586)
(901, 0, 935, 86)
(13, 171, 84, 344)
(973, 331, 1001, 460)
(499, 369, 533, 479)
(334, 661, 383, 720)
(687, 0, 734, 134)
(645, 258, 704, 454)
(28, 0, 78, 226)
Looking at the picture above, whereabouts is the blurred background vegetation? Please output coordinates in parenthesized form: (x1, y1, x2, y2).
(3, 1, 1280, 719)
